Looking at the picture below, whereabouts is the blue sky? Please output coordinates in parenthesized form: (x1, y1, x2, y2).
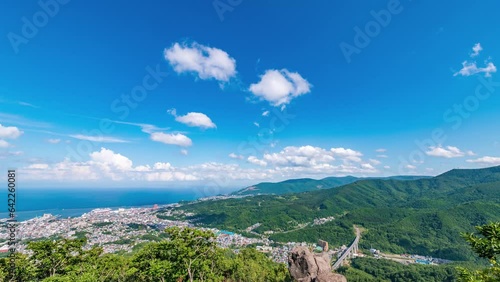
(1, 0, 499, 189)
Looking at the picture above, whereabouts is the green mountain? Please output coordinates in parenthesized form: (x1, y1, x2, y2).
(170, 166, 500, 261)
(231, 175, 430, 196)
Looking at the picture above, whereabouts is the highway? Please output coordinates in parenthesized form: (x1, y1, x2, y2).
(332, 226, 361, 270)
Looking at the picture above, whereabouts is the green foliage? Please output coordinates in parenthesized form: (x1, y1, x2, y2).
(337, 257, 458, 281)
(0, 227, 291, 281)
(179, 166, 500, 261)
(457, 222, 500, 282)
(231, 175, 430, 196)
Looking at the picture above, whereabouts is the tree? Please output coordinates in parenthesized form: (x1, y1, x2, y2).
(27, 237, 102, 280)
(458, 222, 500, 282)
(132, 227, 223, 282)
(0, 252, 37, 282)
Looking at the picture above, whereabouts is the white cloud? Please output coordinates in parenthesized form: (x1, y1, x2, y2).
(454, 61, 496, 77)
(150, 132, 192, 147)
(377, 154, 388, 158)
(164, 42, 236, 82)
(0, 140, 10, 148)
(180, 149, 188, 155)
(466, 150, 476, 156)
(406, 164, 416, 170)
(20, 145, 379, 184)
(69, 134, 128, 143)
(383, 165, 391, 169)
(471, 43, 482, 57)
(253, 122, 260, 127)
(330, 147, 363, 162)
(229, 153, 244, 160)
(425, 146, 466, 158)
(168, 108, 216, 129)
(249, 69, 311, 106)
(369, 159, 381, 165)
(27, 163, 49, 169)
(262, 110, 270, 117)
(248, 156, 267, 167)
(153, 162, 172, 170)
(0, 124, 23, 139)
(90, 148, 133, 171)
(47, 138, 61, 144)
(361, 163, 375, 170)
(466, 156, 500, 165)
(375, 148, 387, 153)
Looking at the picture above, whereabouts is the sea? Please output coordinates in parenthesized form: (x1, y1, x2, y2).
(0, 188, 221, 222)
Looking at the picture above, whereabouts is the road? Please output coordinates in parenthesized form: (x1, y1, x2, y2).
(332, 226, 361, 270)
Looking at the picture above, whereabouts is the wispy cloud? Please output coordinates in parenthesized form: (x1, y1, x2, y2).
(467, 156, 500, 165)
(69, 134, 129, 143)
(0, 113, 52, 128)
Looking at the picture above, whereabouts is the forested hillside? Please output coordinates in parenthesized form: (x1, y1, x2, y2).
(173, 166, 500, 261)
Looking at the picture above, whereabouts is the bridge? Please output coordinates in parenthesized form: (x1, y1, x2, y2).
(332, 226, 360, 270)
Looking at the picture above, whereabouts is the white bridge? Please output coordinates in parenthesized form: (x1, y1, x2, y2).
(332, 227, 360, 270)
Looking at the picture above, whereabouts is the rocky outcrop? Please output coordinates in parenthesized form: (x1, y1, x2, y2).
(288, 246, 347, 282)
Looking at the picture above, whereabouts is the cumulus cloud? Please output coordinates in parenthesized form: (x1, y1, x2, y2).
(150, 132, 192, 147)
(330, 147, 363, 162)
(90, 148, 133, 171)
(467, 156, 500, 165)
(454, 61, 496, 77)
(69, 134, 129, 143)
(425, 146, 467, 158)
(164, 42, 236, 82)
(262, 110, 270, 117)
(249, 69, 311, 106)
(20, 145, 379, 184)
(0, 124, 23, 139)
(168, 108, 216, 129)
(248, 156, 267, 167)
(471, 43, 482, 57)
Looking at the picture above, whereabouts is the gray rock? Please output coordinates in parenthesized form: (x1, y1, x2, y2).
(288, 246, 347, 282)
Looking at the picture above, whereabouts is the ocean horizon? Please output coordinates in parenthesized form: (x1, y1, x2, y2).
(1, 187, 226, 221)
